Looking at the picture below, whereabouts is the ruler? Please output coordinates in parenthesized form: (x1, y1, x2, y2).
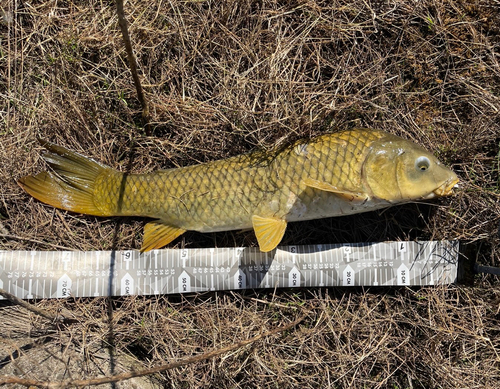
(0, 241, 459, 299)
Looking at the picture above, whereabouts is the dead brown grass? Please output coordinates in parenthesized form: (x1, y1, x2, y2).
(1, 0, 499, 387)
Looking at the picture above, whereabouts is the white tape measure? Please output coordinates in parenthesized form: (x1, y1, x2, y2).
(0, 240, 459, 299)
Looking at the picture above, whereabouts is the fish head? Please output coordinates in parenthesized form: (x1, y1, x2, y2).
(363, 135, 459, 202)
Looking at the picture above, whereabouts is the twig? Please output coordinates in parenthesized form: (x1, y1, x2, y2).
(115, 0, 151, 135)
(0, 233, 75, 251)
(0, 313, 308, 388)
(0, 288, 69, 324)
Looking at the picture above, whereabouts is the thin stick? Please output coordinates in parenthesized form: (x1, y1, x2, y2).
(0, 313, 308, 388)
(0, 233, 75, 251)
(115, 0, 151, 135)
(0, 288, 67, 323)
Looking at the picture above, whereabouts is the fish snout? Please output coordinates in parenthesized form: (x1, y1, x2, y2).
(433, 176, 460, 197)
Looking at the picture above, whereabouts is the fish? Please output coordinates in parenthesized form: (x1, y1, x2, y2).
(18, 129, 459, 252)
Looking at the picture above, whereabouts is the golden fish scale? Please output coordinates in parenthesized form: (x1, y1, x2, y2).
(93, 129, 383, 232)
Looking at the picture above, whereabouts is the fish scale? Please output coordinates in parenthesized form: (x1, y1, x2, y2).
(18, 129, 459, 252)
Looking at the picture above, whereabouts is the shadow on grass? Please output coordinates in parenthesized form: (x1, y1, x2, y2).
(107, 138, 138, 386)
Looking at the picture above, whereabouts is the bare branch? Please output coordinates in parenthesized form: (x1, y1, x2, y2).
(0, 288, 72, 324)
(116, 0, 151, 135)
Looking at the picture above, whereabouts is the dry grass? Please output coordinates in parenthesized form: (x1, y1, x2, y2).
(1, 0, 499, 387)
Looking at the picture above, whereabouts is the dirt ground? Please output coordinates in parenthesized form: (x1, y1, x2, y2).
(1, 0, 499, 387)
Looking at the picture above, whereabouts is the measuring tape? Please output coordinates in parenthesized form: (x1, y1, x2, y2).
(0, 241, 459, 299)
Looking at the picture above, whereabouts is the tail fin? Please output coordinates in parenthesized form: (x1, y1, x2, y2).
(18, 140, 115, 216)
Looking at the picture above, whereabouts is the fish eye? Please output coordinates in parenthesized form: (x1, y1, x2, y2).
(415, 156, 431, 171)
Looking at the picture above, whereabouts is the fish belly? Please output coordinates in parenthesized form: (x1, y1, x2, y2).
(284, 189, 392, 223)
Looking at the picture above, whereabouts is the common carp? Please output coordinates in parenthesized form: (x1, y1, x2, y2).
(18, 129, 459, 252)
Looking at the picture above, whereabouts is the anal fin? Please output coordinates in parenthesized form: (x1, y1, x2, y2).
(251, 215, 287, 252)
(303, 177, 368, 201)
(141, 221, 186, 252)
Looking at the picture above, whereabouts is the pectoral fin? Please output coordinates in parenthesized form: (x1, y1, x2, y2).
(303, 178, 368, 201)
(251, 215, 287, 252)
(141, 221, 186, 252)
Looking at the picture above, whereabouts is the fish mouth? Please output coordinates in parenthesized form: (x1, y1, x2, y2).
(421, 176, 459, 200)
(432, 176, 460, 197)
